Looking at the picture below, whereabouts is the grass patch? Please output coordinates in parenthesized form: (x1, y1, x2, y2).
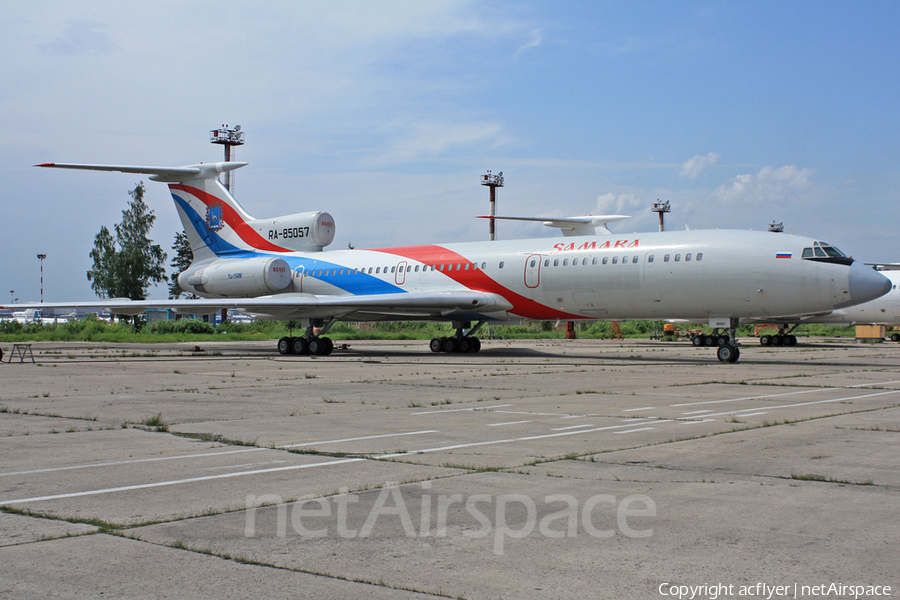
(790, 473, 873, 485)
(0, 317, 860, 343)
(141, 412, 169, 432)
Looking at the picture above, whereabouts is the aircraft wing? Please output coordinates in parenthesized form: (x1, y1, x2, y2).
(866, 262, 900, 271)
(476, 214, 631, 236)
(1, 291, 513, 321)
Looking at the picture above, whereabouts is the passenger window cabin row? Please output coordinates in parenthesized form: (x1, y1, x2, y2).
(538, 253, 703, 268)
(307, 253, 704, 278)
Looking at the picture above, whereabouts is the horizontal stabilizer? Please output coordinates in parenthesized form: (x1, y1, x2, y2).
(35, 162, 247, 183)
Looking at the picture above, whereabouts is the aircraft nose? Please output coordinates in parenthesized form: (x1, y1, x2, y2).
(848, 262, 892, 305)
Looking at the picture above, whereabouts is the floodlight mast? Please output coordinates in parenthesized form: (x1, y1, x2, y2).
(481, 170, 504, 241)
(210, 124, 245, 193)
(651, 200, 671, 232)
(37, 253, 46, 304)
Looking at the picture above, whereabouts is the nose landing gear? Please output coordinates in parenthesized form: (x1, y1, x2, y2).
(714, 318, 741, 363)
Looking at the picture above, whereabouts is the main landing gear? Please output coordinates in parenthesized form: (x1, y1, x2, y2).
(691, 319, 741, 363)
(759, 325, 798, 346)
(430, 321, 485, 354)
(277, 319, 335, 357)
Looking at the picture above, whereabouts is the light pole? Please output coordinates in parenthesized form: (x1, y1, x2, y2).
(210, 124, 245, 192)
(37, 254, 46, 303)
(9, 290, 14, 304)
(481, 170, 504, 241)
(651, 200, 671, 232)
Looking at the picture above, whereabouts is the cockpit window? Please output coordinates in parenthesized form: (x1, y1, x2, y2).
(801, 242, 852, 265)
(820, 244, 846, 258)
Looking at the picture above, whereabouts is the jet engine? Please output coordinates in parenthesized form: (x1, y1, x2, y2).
(180, 256, 292, 297)
(250, 211, 335, 252)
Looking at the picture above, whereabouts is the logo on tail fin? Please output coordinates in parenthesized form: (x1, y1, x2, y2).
(207, 204, 224, 232)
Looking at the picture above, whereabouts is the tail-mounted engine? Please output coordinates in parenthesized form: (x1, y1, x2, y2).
(180, 256, 292, 297)
(250, 211, 335, 252)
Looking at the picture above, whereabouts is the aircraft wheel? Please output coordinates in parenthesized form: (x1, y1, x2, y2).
(717, 344, 740, 364)
(716, 335, 728, 347)
(291, 337, 309, 355)
(321, 337, 334, 356)
(442, 337, 459, 353)
(785, 335, 797, 346)
(470, 337, 481, 353)
(692, 335, 704, 347)
(704, 335, 716, 347)
(771, 335, 783, 346)
(308, 337, 323, 356)
(278, 336, 293, 355)
(458, 337, 472, 353)
(759, 335, 771, 346)
(891, 333, 900, 342)
(430, 337, 444, 353)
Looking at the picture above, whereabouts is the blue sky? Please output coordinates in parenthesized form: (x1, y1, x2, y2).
(2, 1, 898, 301)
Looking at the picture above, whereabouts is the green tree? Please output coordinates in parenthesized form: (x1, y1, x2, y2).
(87, 182, 168, 302)
(168, 230, 193, 299)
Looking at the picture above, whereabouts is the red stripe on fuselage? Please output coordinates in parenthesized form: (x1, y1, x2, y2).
(372, 245, 581, 320)
(169, 184, 291, 253)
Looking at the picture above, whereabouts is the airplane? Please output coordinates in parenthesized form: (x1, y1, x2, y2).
(2, 160, 890, 363)
(11, 309, 43, 324)
(747, 268, 900, 345)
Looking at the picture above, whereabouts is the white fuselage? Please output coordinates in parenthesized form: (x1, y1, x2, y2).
(180, 229, 881, 323)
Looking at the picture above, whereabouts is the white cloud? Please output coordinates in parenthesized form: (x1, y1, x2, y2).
(374, 120, 508, 165)
(594, 192, 645, 215)
(712, 165, 814, 205)
(679, 152, 719, 179)
(515, 29, 543, 58)
(39, 21, 117, 56)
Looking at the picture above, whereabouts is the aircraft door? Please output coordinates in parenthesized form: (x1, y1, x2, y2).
(395, 261, 408, 285)
(524, 254, 542, 288)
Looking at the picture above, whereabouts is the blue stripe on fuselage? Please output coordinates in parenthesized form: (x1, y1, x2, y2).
(173, 192, 404, 296)
(286, 257, 404, 296)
